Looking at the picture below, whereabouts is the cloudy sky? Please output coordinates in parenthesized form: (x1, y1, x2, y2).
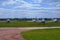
(0, 0, 60, 18)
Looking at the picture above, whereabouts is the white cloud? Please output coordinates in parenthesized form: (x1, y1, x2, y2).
(1, 0, 33, 9)
(2, 0, 16, 6)
(0, 0, 60, 18)
(55, 2, 60, 7)
(14, 2, 32, 9)
(1, 0, 60, 9)
(0, 7, 60, 18)
(33, 0, 42, 3)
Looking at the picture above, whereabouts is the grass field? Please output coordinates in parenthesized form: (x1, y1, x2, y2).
(21, 28, 60, 40)
(0, 20, 60, 27)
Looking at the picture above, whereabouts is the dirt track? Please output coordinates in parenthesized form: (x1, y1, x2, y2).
(0, 28, 30, 40)
(0, 27, 60, 40)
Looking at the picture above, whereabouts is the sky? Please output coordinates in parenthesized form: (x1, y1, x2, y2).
(0, 0, 60, 18)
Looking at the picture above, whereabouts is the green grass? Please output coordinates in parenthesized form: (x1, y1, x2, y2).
(0, 21, 60, 27)
(21, 28, 60, 40)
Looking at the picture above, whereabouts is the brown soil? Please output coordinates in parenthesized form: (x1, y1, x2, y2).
(0, 28, 30, 40)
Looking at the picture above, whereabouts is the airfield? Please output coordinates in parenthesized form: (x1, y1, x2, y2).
(0, 19, 60, 27)
(0, 19, 60, 40)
